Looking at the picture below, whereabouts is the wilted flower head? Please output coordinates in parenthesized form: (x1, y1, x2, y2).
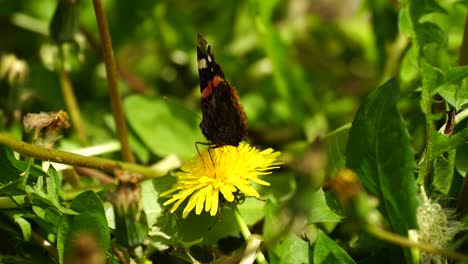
(23, 110, 70, 148)
(161, 143, 282, 218)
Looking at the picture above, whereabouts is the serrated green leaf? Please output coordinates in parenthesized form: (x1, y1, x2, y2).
(346, 80, 419, 234)
(124, 95, 202, 160)
(25, 167, 76, 215)
(313, 229, 356, 264)
(57, 191, 110, 264)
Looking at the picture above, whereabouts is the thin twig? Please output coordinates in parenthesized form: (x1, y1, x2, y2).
(92, 0, 134, 163)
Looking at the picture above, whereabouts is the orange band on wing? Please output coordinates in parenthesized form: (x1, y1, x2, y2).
(212, 75, 223, 88)
(202, 75, 224, 99)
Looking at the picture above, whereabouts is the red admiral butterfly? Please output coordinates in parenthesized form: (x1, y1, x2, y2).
(196, 33, 248, 147)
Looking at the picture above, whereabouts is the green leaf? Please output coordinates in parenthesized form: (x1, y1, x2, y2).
(432, 150, 455, 194)
(415, 22, 446, 48)
(408, 0, 446, 20)
(421, 60, 443, 97)
(435, 66, 468, 109)
(309, 189, 343, 224)
(269, 233, 309, 264)
(264, 200, 309, 264)
(432, 127, 468, 158)
(325, 123, 350, 175)
(57, 191, 110, 264)
(346, 79, 419, 233)
(141, 179, 163, 227)
(441, 66, 468, 85)
(124, 95, 202, 160)
(0, 145, 24, 184)
(313, 229, 356, 264)
(12, 214, 32, 241)
(398, 8, 413, 37)
(455, 142, 468, 176)
(0, 145, 48, 195)
(438, 80, 468, 110)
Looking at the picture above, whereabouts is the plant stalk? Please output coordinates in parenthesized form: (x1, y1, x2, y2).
(233, 205, 268, 264)
(366, 226, 468, 261)
(92, 0, 134, 163)
(0, 133, 164, 179)
(58, 45, 88, 145)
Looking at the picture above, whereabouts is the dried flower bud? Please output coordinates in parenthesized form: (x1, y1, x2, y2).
(111, 170, 148, 248)
(23, 110, 70, 148)
(49, 0, 80, 44)
(324, 168, 361, 203)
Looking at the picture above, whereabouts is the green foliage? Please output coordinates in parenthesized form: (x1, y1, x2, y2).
(57, 191, 109, 264)
(0, 0, 468, 263)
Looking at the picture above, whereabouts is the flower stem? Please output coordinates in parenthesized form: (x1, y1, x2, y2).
(92, 0, 134, 163)
(0, 133, 165, 179)
(366, 226, 468, 261)
(233, 205, 268, 264)
(58, 45, 88, 145)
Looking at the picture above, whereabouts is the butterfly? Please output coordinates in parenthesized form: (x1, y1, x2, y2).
(196, 33, 248, 147)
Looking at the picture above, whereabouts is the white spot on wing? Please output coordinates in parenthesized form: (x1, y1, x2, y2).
(198, 58, 207, 70)
(207, 55, 212, 63)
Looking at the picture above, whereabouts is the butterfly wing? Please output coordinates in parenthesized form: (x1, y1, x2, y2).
(197, 34, 248, 146)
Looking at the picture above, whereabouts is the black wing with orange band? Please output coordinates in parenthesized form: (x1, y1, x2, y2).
(196, 33, 247, 146)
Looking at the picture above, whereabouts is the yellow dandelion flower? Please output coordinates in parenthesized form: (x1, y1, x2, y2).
(160, 143, 282, 218)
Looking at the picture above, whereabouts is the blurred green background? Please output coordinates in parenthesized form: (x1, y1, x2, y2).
(1, 0, 465, 167)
